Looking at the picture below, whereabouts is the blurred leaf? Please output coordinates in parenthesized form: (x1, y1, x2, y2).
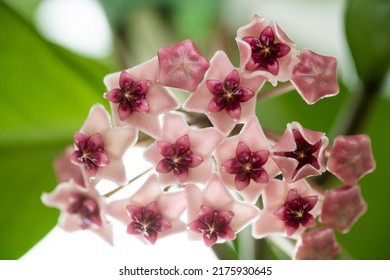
(345, 0, 390, 86)
(0, 2, 109, 258)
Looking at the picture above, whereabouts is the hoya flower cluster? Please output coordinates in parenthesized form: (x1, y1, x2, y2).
(42, 15, 375, 260)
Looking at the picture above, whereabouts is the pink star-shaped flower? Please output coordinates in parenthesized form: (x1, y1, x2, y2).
(291, 49, 339, 104)
(104, 57, 178, 138)
(186, 174, 260, 246)
(214, 116, 279, 203)
(144, 113, 224, 185)
(320, 185, 367, 233)
(271, 121, 328, 183)
(157, 40, 210, 92)
(54, 146, 85, 187)
(327, 134, 376, 185)
(293, 228, 340, 260)
(252, 179, 322, 239)
(41, 180, 113, 245)
(70, 104, 137, 185)
(183, 51, 265, 134)
(236, 15, 299, 85)
(106, 175, 186, 244)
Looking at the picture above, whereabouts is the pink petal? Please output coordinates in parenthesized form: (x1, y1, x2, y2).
(144, 230, 158, 245)
(118, 101, 133, 121)
(105, 88, 123, 103)
(236, 87, 255, 102)
(158, 39, 210, 92)
(134, 98, 149, 113)
(206, 79, 224, 95)
(208, 97, 225, 113)
(119, 71, 134, 90)
(221, 159, 242, 174)
(219, 226, 236, 241)
(132, 80, 151, 95)
(252, 150, 269, 167)
(286, 188, 301, 204)
(301, 213, 316, 228)
(156, 159, 173, 173)
(251, 169, 269, 184)
(264, 58, 279, 76)
(224, 70, 240, 90)
(73, 132, 88, 149)
(203, 234, 218, 247)
(303, 195, 318, 212)
(260, 26, 275, 45)
(235, 173, 250, 191)
(173, 166, 188, 183)
(187, 152, 203, 168)
(226, 103, 241, 120)
(285, 222, 299, 237)
(175, 134, 190, 155)
(91, 151, 110, 167)
(127, 222, 142, 235)
(157, 141, 175, 157)
(236, 142, 251, 162)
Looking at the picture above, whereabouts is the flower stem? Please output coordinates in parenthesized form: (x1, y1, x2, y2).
(257, 81, 295, 103)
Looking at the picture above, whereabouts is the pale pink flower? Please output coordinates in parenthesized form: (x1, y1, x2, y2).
(186, 174, 260, 246)
(106, 175, 186, 244)
(41, 180, 113, 245)
(214, 116, 279, 203)
(157, 40, 210, 92)
(291, 49, 339, 104)
(327, 135, 376, 185)
(293, 228, 340, 260)
(236, 15, 299, 85)
(54, 146, 85, 187)
(183, 51, 265, 134)
(320, 185, 367, 233)
(271, 122, 328, 183)
(144, 113, 224, 185)
(252, 179, 322, 239)
(70, 104, 137, 185)
(104, 57, 178, 138)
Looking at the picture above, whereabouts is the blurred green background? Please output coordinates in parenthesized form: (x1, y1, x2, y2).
(0, 0, 389, 259)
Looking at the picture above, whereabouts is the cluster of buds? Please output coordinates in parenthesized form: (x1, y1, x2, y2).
(42, 15, 375, 260)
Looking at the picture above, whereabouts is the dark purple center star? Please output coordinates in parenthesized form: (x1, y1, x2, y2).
(71, 132, 110, 180)
(242, 26, 290, 75)
(274, 188, 318, 236)
(274, 129, 322, 180)
(105, 71, 151, 121)
(156, 134, 203, 183)
(187, 205, 236, 247)
(206, 70, 254, 120)
(67, 192, 102, 230)
(126, 201, 171, 244)
(221, 142, 269, 190)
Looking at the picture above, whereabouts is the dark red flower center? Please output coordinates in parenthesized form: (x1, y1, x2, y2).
(221, 142, 269, 190)
(126, 201, 171, 244)
(105, 71, 151, 120)
(156, 135, 203, 183)
(71, 132, 110, 179)
(67, 192, 102, 230)
(242, 26, 290, 75)
(274, 189, 318, 236)
(274, 129, 321, 179)
(187, 205, 236, 247)
(206, 70, 254, 120)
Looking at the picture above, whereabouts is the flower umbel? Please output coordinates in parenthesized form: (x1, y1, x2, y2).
(274, 188, 318, 236)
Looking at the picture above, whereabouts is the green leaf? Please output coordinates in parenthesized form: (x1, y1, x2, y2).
(345, 0, 390, 86)
(0, 3, 109, 259)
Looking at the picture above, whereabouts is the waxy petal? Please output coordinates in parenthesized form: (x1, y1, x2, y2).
(327, 135, 375, 185)
(294, 228, 340, 260)
(157, 141, 175, 158)
(291, 49, 339, 104)
(119, 71, 134, 90)
(206, 80, 224, 95)
(105, 88, 123, 103)
(175, 134, 190, 155)
(158, 39, 210, 92)
(221, 159, 242, 174)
